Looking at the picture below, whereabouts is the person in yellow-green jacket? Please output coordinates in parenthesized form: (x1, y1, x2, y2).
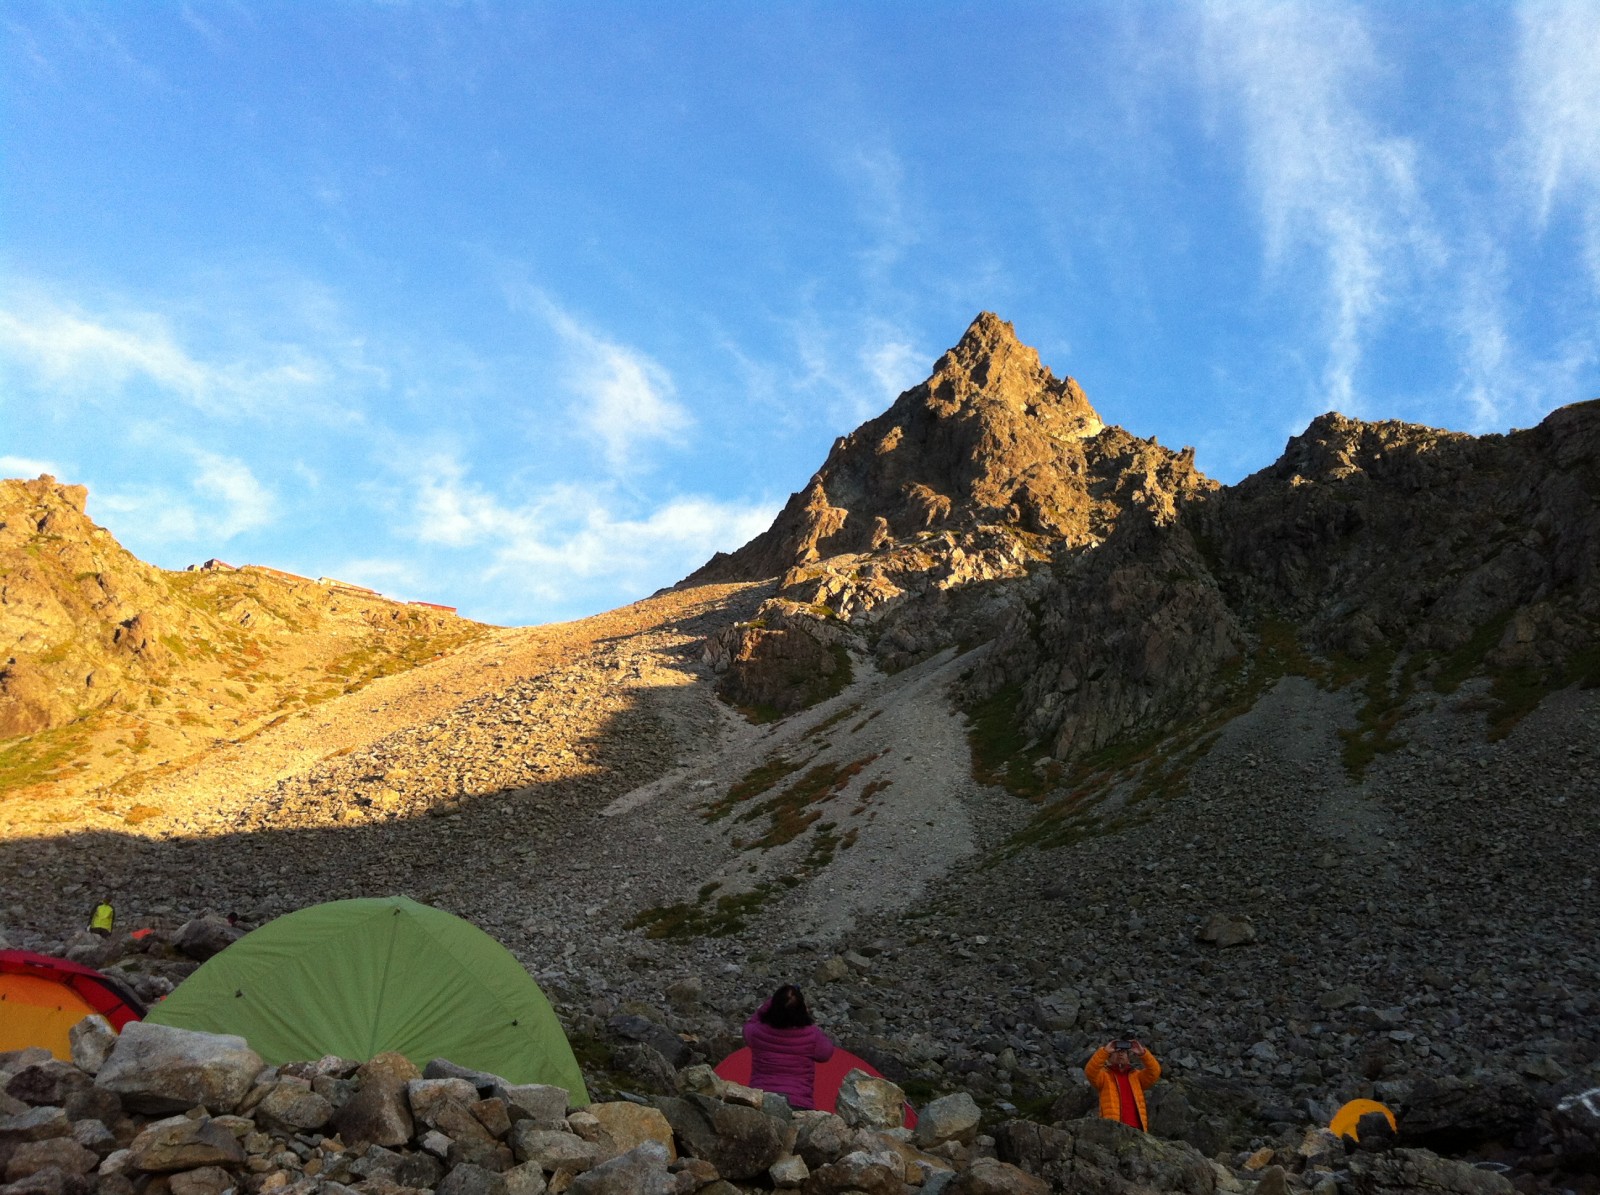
(1085, 1038, 1161, 1130)
(89, 901, 114, 936)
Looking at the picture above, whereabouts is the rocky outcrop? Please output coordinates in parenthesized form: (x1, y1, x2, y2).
(684, 313, 1213, 685)
(0, 474, 481, 801)
(970, 398, 1600, 764)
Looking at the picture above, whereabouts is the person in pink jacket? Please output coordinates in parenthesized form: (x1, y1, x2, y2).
(743, 984, 835, 1110)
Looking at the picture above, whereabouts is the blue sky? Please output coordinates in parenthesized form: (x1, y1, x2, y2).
(3, 2, 1598, 625)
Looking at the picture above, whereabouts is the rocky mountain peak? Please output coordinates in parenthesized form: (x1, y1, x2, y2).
(687, 313, 1198, 593)
(923, 311, 1102, 435)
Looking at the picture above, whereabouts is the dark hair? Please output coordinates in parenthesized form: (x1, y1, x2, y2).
(760, 984, 814, 1028)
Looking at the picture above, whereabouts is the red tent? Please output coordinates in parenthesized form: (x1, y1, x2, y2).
(0, 950, 145, 1059)
(715, 1046, 917, 1127)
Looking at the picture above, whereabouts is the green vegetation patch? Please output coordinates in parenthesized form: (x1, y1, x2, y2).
(704, 755, 804, 821)
(627, 879, 783, 940)
(0, 717, 99, 797)
(735, 754, 881, 850)
(966, 684, 1055, 799)
(806, 702, 863, 740)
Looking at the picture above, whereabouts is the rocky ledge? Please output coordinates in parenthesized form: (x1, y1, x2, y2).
(3, 1016, 1567, 1195)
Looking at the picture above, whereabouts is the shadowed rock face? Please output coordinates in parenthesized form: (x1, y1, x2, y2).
(687, 312, 1211, 585)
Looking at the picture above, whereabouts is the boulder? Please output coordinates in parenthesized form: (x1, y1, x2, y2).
(172, 916, 242, 962)
(1551, 1084, 1600, 1165)
(994, 1117, 1216, 1195)
(606, 1017, 690, 1069)
(408, 1078, 482, 1123)
(1194, 914, 1255, 948)
(68, 1019, 117, 1078)
(437, 1162, 510, 1195)
(913, 1094, 980, 1148)
(68, 1120, 115, 1158)
(332, 1052, 417, 1147)
(770, 1154, 810, 1187)
(0, 1108, 71, 1145)
(167, 1166, 234, 1195)
(801, 1149, 903, 1195)
(834, 1071, 904, 1131)
(567, 1142, 676, 1195)
(613, 1044, 679, 1095)
(254, 1082, 332, 1132)
(125, 1117, 246, 1173)
(6, 1064, 91, 1108)
(510, 1126, 604, 1174)
(656, 1095, 784, 1182)
(5, 1139, 98, 1181)
(504, 1159, 550, 1195)
(793, 1112, 854, 1169)
(1347, 1148, 1514, 1195)
(587, 1104, 675, 1160)
(1400, 1073, 1533, 1151)
(94, 1023, 262, 1115)
(946, 1158, 1049, 1195)
(495, 1084, 571, 1128)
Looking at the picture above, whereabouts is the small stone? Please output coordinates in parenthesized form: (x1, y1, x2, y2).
(68, 1019, 118, 1077)
(769, 1154, 809, 1187)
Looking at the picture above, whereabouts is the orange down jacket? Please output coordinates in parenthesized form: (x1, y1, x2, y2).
(1084, 1045, 1161, 1129)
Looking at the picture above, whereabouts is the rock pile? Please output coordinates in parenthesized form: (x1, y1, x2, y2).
(0, 1020, 1519, 1195)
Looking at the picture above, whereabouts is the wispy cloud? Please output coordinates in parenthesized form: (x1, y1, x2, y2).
(860, 333, 923, 403)
(1201, 0, 1438, 414)
(506, 290, 692, 473)
(0, 454, 63, 479)
(408, 454, 774, 608)
(844, 145, 921, 279)
(1516, 0, 1600, 285)
(0, 292, 336, 418)
(97, 450, 276, 545)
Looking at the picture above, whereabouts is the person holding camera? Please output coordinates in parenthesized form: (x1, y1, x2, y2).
(1084, 1037, 1161, 1130)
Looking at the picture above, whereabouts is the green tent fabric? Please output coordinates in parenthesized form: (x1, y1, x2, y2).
(146, 896, 588, 1103)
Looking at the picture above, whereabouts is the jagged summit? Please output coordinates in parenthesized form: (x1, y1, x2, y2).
(688, 312, 1202, 587)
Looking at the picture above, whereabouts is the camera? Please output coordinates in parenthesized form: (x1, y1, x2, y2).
(1112, 1040, 1134, 1051)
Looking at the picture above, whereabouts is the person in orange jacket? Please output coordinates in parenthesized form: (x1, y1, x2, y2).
(1085, 1038, 1161, 1130)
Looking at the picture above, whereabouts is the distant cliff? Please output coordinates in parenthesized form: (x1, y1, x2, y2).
(0, 475, 483, 798)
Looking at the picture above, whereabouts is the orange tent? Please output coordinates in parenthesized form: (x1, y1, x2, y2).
(1330, 1098, 1397, 1143)
(0, 950, 145, 1060)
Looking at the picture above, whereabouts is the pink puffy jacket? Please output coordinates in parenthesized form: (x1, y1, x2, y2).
(743, 1003, 835, 1110)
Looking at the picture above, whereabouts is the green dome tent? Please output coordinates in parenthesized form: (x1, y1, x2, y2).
(147, 896, 587, 1103)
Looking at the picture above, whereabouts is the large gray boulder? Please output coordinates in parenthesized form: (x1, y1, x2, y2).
(567, 1142, 676, 1195)
(801, 1148, 903, 1195)
(94, 1023, 261, 1115)
(172, 916, 242, 962)
(437, 1162, 510, 1195)
(510, 1126, 604, 1173)
(1347, 1148, 1515, 1195)
(332, 1051, 417, 1147)
(253, 1080, 333, 1132)
(946, 1158, 1051, 1195)
(656, 1094, 784, 1182)
(793, 1111, 854, 1169)
(124, 1116, 246, 1173)
(6, 1062, 92, 1107)
(994, 1117, 1216, 1195)
(5, 1138, 98, 1181)
(834, 1071, 905, 1131)
(913, 1093, 981, 1148)
(0, 1107, 71, 1145)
